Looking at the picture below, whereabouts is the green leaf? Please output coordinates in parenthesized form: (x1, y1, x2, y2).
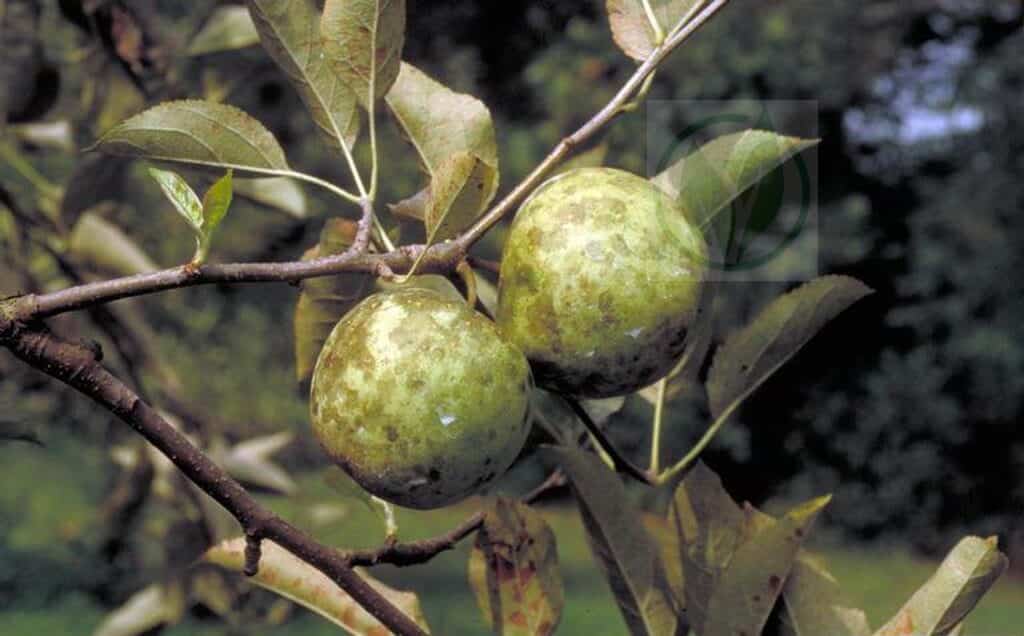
(233, 177, 308, 219)
(776, 552, 871, 636)
(423, 152, 499, 242)
(321, 0, 406, 108)
(293, 219, 373, 385)
(202, 169, 234, 234)
(671, 462, 829, 636)
(68, 210, 160, 277)
(468, 498, 564, 636)
(93, 100, 290, 177)
(874, 536, 1008, 636)
(247, 0, 360, 151)
(187, 6, 261, 56)
(607, 0, 704, 61)
(545, 447, 682, 636)
(652, 130, 819, 230)
(707, 275, 873, 420)
(204, 537, 431, 634)
(148, 167, 203, 233)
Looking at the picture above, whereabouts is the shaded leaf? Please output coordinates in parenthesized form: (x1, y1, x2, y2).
(60, 154, 131, 230)
(652, 130, 818, 230)
(607, 0, 703, 61)
(93, 100, 290, 177)
(93, 582, 186, 636)
(293, 219, 373, 384)
(219, 431, 296, 495)
(530, 392, 626, 446)
(545, 447, 681, 636)
(187, 6, 261, 56)
(641, 513, 686, 609)
(707, 275, 873, 420)
(423, 152, 498, 242)
(468, 498, 564, 635)
(148, 167, 203, 233)
(776, 551, 871, 636)
(205, 537, 431, 634)
(233, 177, 307, 218)
(875, 536, 1008, 636)
(247, 0, 360, 151)
(0, 0, 41, 131)
(68, 210, 160, 276)
(321, 0, 406, 107)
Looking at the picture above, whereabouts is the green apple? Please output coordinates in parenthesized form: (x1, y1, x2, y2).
(310, 288, 532, 509)
(497, 167, 707, 398)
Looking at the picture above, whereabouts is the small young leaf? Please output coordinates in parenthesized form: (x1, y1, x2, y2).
(68, 210, 160, 277)
(468, 498, 564, 635)
(202, 169, 234, 235)
(94, 100, 290, 177)
(148, 167, 204, 233)
(607, 0, 704, 61)
(652, 129, 818, 230)
(874, 536, 1008, 636)
(187, 6, 261, 56)
(545, 446, 682, 636)
(321, 0, 406, 108)
(707, 275, 873, 420)
(204, 537, 431, 634)
(776, 552, 871, 636)
(247, 0, 360, 151)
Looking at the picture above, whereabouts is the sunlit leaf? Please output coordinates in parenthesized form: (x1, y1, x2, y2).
(93, 582, 186, 636)
(607, 0, 704, 61)
(148, 167, 203, 233)
(68, 210, 160, 277)
(202, 169, 234, 234)
(468, 498, 564, 635)
(707, 275, 872, 420)
(187, 6, 261, 56)
(776, 551, 871, 636)
(545, 447, 682, 636)
(205, 537, 431, 634)
(652, 130, 818, 230)
(321, 0, 406, 107)
(233, 177, 307, 218)
(247, 0, 360, 151)
(874, 536, 1008, 636)
(93, 100, 290, 177)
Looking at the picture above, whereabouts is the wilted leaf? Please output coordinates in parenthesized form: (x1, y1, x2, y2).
(92, 582, 186, 636)
(68, 210, 160, 276)
(233, 177, 307, 218)
(187, 6, 261, 56)
(875, 536, 1008, 636)
(707, 275, 873, 420)
(671, 462, 829, 636)
(545, 447, 681, 636)
(219, 431, 296, 495)
(607, 0, 703, 61)
(205, 537, 431, 634)
(776, 552, 871, 636)
(468, 498, 564, 635)
(652, 130, 818, 230)
(148, 167, 203, 232)
(93, 100, 290, 177)
(294, 219, 373, 384)
(321, 0, 405, 107)
(247, 0, 360, 151)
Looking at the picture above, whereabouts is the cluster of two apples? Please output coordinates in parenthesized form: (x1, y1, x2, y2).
(310, 168, 708, 509)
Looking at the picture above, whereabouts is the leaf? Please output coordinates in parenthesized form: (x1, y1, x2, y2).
(641, 514, 686, 609)
(93, 582, 186, 636)
(60, 154, 131, 230)
(187, 6, 261, 56)
(423, 152, 498, 242)
(202, 169, 234, 234)
(607, 0, 704, 61)
(204, 537, 431, 634)
(652, 130, 818, 230)
(293, 219, 373, 384)
(219, 431, 296, 495)
(670, 462, 829, 636)
(233, 177, 307, 218)
(93, 100, 290, 177)
(247, 0, 360, 151)
(468, 498, 564, 635)
(68, 210, 160, 277)
(321, 0, 406, 108)
(707, 275, 873, 420)
(530, 392, 626, 446)
(776, 552, 871, 636)
(148, 167, 203, 233)
(874, 536, 1008, 636)
(545, 447, 681, 636)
